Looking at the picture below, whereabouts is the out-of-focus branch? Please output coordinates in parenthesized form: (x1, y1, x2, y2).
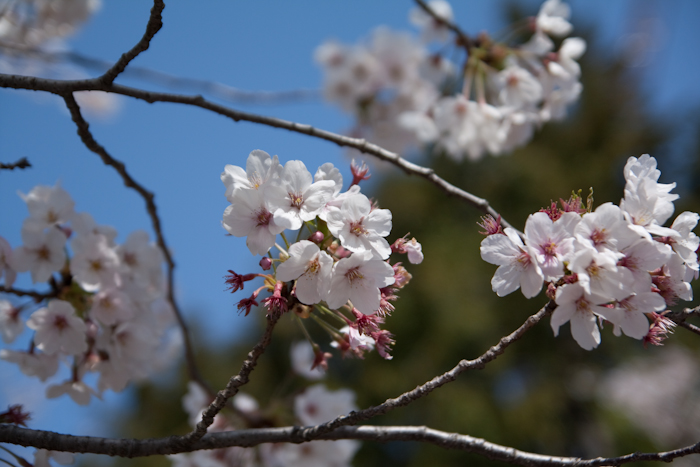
(0, 44, 320, 104)
(414, 0, 473, 49)
(0, 74, 516, 232)
(100, 0, 164, 85)
(2, 423, 699, 466)
(0, 287, 52, 300)
(296, 301, 556, 439)
(182, 311, 281, 445)
(0, 157, 31, 171)
(60, 93, 210, 395)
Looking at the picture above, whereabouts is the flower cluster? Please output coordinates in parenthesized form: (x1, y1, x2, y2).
(0, 183, 178, 405)
(316, 0, 585, 161)
(480, 155, 697, 350)
(221, 150, 423, 361)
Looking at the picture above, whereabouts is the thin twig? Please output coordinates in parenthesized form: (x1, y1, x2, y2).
(60, 93, 209, 395)
(182, 311, 281, 445)
(0, 287, 52, 301)
(414, 0, 473, 49)
(678, 321, 700, 337)
(295, 301, 556, 440)
(0, 74, 517, 233)
(2, 423, 699, 466)
(0, 44, 320, 105)
(0, 157, 31, 171)
(99, 0, 164, 85)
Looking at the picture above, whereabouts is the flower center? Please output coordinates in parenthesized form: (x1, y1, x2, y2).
(288, 191, 304, 208)
(255, 208, 272, 227)
(345, 266, 364, 283)
(248, 171, 263, 189)
(349, 219, 368, 237)
(590, 228, 607, 247)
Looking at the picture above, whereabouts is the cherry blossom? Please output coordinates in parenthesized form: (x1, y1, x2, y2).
(276, 240, 333, 305)
(27, 300, 87, 356)
(0, 235, 17, 288)
(326, 251, 395, 315)
(222, 188, 285, 256)
(0, 300, 23, 343)
(480, 228, 544, 298)
(221, 149, 282, 202)
(325, 193, 393, 259)
(12, 227, 67, 283)
(294, 384, 357, 426)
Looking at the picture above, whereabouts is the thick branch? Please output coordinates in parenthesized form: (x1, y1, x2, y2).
(0, 157, 31, 171)
(60, 93, 208, 393)
(296, 301, 556, 440)
(0, 74, 516, 232)
(182, 311, 281, 445)
(100, 1, 164, 85)
(2, 424, 698, 466)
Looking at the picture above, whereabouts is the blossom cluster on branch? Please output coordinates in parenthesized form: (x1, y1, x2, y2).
(480, 154, 698, 349)
(0, 183, 178, 405)
(221, 150, 423, 364)
(316, 0, 585, 161)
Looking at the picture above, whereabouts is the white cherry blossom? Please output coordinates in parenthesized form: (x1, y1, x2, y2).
(46, 380, 96, 406)
(536, 0, 573, 37)
(326, 193, 392, 259)
(0, 300, 23, 343)
(12, 227, 67, 283)
(480, 228, 544, 298)
(552, 283, 614, 350)
(326, 251, 395, 315)
(27, 300, 87, 356)
(222, 188, 285, 256)
(294, 384, 357, 426)
(266, 160, 336, 230)
(276, 240, 333, 305)
(524, 211, 579, 281)
(0, 235, 17, 287)
(221, 149, 282, 202)
(19, 183, 75, 232)
(409, 0, 453, 42)
(0, 349, 59, 381)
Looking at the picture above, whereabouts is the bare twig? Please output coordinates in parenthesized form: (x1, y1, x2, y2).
(0, 74, 516, 232)
(0, 157, 31, 171)
(414, 0, 473, 49)
(0, 44, 320, 104)
(182, 311, 281, 445)
(99, 0, 164, 85)
(2, 423, 699, 466)
(295, 301, 556, 439)
(60, 93, 209, 394)
(678, 321, 700, 337)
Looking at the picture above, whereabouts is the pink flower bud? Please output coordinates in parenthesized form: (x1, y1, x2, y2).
(308, 230, 325, 244)
(259, 257, 272, 271)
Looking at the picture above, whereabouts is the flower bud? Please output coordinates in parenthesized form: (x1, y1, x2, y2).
(259, 257, 272, 271)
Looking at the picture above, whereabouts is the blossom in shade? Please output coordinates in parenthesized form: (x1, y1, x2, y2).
(610, 292, 666, 340)
(19, 183, 75, 232)
(46, 380, 96, 406)
(70, 233, 121, 291)
(326, 251, 395, 314)
(536, 0, 573, 37)
(0, 350, 59, 381)
(27, 300, 87, 356)
(0, 300, 23, 343)
(12, 227, 67, 283)
(294, 384, 357, 426)
(290, 341, 327, 380)
(409, 0, 453, 42)
(33, 449, 74, 467)
(0, 236, 16, 288)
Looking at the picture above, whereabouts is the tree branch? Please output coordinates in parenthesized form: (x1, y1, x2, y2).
(0, 287, 52, 301)
(414, 0, 473, 49)
(0, 44, 320, 105)
(0, 73, 516, 232)
(295, 301, 556, 440)
(2, 424, 698, 466)
(0, 157, 31, 171)
(60, 92, 209, 394)
(182, 311, 281, 445)
(99, 0, 164, 85)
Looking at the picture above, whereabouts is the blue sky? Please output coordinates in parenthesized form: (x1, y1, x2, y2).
(1, 0, 699, 448)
